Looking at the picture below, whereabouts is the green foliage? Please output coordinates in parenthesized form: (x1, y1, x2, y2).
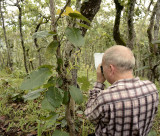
(32, 31, 56, 39)
(52, 130, 69, 136)
(135, 66, 149, 72)
(63, 91, 69, 104)
(76, 22, 90, 29)
(38, 65, 54, 70)
(46, 87, 63, 108)
(148, 130, 157, 136)
(69, 85, 83, 104)
(69, 13, 91, 23)
(20, 68, 52, 90)
(46, 41, 59, 58)
(77, 76, 90, 91)
(9, 92, 24, 103)
(65, 27, 85, 47)
(152, 40, 160, 45)
(41, 96, 55, 111)
(23, 88, 45, 101)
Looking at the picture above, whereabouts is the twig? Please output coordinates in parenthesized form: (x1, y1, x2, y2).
(55, 0, 71, 25)
(152, 60, 160, 71)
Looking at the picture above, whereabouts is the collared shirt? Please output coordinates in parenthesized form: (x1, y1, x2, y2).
(85, 77, 159, 136)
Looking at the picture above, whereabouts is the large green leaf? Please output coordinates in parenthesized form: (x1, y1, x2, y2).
(46, 87, 63, 108)
(46, 41, 59, 58)
(69, 85, 83, 104)
(32, 31, 56, 39)
(44, 113, 58, 129)
(23, 88, 45, 101)
(69, 13, 91, 23)
(77, 76, 90, 91)
(52, 130, 69, 136)
(20, 68, 52, 90)
(41, 96, 55, 111)
(65, 27, 85, 47)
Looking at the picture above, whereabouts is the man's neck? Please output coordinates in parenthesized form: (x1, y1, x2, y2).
(113, 71, 134, 83)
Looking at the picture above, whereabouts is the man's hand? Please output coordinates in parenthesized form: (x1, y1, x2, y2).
(97, 64, 106, 83)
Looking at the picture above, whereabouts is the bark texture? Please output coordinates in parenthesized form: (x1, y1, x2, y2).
(80, 0, 102, 36)
(127, 0, 136, 49)
(113, 0, 126, 46)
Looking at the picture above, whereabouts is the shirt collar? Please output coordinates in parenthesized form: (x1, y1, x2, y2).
(109, 77, 140, 88)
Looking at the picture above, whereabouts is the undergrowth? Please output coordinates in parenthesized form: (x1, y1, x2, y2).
(0, 67, 159, 136)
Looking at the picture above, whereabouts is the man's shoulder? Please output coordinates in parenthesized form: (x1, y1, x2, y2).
(139, 79, 157, 89)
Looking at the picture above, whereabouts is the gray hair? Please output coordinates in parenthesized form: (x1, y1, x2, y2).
(103, 45, 135, 72)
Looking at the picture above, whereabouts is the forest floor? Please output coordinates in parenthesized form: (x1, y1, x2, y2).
(0, 68, 160, 136)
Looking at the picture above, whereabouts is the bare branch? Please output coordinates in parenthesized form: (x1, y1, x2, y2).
(55, 0, 71, 25)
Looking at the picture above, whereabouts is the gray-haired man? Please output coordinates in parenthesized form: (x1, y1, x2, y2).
(85, 45, 159, 136)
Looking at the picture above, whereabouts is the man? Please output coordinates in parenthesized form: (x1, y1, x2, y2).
(85, 45, 159, 136)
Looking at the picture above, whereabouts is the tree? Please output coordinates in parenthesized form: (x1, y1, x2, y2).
(0, 0, 12, 69)
(16, 0, 28, 73)
(127, 0, 136, 49)
(113, 0, 126, 46)
(147, 0, 160, 83)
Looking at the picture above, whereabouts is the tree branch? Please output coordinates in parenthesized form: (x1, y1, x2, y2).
(113, 0, 126, 46)
(55, 0, 71, 25)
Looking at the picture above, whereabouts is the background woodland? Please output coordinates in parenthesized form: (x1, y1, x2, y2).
(0, 0, 160, 136)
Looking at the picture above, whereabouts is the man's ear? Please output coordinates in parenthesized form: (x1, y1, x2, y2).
(109, 64, 115, 74)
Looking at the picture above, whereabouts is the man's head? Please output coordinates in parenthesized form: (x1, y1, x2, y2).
(101, 45, 135, 84)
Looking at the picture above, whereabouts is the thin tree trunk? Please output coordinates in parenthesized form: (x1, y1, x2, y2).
(127, 0, 136, 49)
(34, 16, 49, 66)
(50, 1, 76, 136)
(0, 0, 12, 69)
(17, 1, 28, 73)
(34, 23, 42, 66)
(153, 1, 160, 54)
(113, 0, 126, 46)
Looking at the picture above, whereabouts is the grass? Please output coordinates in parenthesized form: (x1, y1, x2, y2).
(0, 67, 160, 136)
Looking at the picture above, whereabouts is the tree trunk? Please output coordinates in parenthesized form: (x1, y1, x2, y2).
(0, 0, 12, 69)
(80, 0, 102, 36)
(34, 22, 42, 66)
(34, 16, 49, 67)
(50, 1, 76, 136)
(147, 0, 159, 53)
(50, 0, 102, 135)
(147, 0, 160, 82)
(127, 0, 136, 49)
(113, 0, 126, 46)
(153, 1, 160, 54)
(17, 1, 28, 73)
